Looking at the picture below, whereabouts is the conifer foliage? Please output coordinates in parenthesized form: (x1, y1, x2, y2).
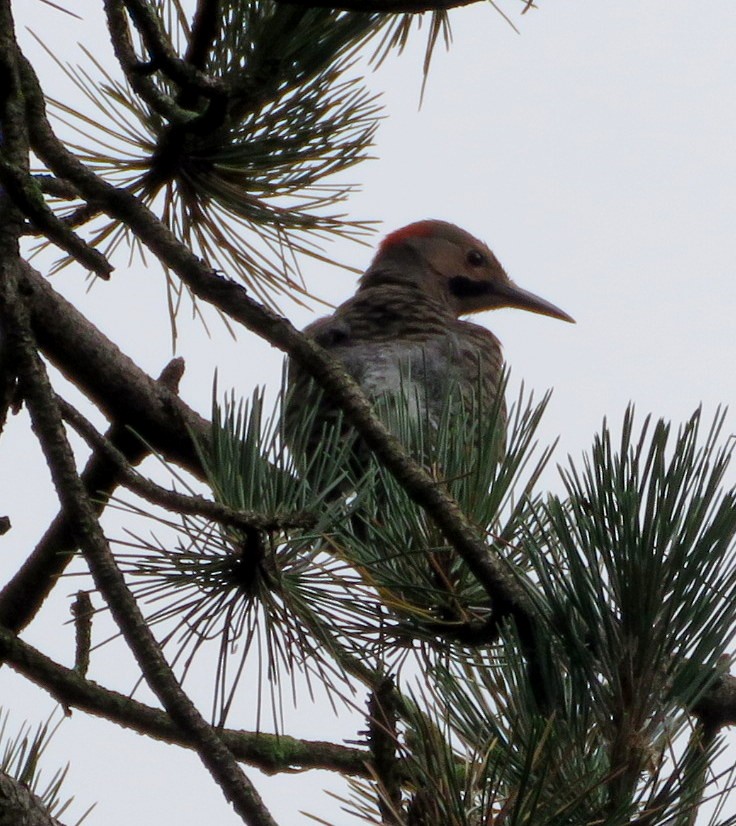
(0, 1, 735, 825)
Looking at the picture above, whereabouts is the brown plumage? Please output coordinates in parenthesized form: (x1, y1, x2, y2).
(286, 220, 573, 478)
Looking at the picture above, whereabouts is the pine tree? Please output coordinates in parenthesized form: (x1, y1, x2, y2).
(0, 1, 735, 824)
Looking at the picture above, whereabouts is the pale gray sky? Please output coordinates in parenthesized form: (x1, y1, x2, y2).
(2, 1, 736, 823)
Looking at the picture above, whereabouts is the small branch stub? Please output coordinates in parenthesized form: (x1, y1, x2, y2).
(71, 590, 93, 677)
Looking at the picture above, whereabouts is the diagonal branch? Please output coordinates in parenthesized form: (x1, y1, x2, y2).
(19, 261, 208, 473)
(0, 157, 113, 278)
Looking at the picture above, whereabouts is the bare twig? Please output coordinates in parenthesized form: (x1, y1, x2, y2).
(57, 201, 102, 231)
(33, 173, 80, 200)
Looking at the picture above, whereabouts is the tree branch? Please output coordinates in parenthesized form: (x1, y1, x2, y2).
(0, 625, 372, 778)
(0, 157, 113, 279)
(0, 24, 277, 796)
(104, 0, 204, 125)
(33, 174, 80, 201)
(367, 676, 402, 824)
(71, 590, 92, 677)
(57, 394, 317, 533)
(19, 262, 208, 474)
(184, 0, 221, 72)
(117, 0, 224, 96)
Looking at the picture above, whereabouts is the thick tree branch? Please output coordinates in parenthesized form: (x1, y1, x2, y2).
(0, 14, 79, 820)
(19, 262, 208, 473)
(0, 625, 372, 778)
(0, 0, 27, 173)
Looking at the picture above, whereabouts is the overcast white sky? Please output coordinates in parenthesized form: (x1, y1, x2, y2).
(2, 1, 736, 824)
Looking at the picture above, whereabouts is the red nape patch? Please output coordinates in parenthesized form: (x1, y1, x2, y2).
(378, 220, 440, 253)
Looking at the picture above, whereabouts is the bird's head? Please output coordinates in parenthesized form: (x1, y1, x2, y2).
(362, 219, 574, 323)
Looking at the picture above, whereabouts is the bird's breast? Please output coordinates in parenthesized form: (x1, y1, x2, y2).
(335, 335, 446, 384)
(330, 331, 500, 429)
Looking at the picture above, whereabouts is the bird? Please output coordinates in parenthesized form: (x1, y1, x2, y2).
(284, 219, 573, 638)
(285, 219, 573, 477)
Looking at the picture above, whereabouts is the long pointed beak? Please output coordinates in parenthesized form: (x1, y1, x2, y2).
(496, 282, 575, 323)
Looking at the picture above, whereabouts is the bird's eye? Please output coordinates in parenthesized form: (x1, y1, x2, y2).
(466, 249, 486, 267)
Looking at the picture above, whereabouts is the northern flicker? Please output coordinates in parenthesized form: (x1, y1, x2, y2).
(285, 219, 573, 479)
